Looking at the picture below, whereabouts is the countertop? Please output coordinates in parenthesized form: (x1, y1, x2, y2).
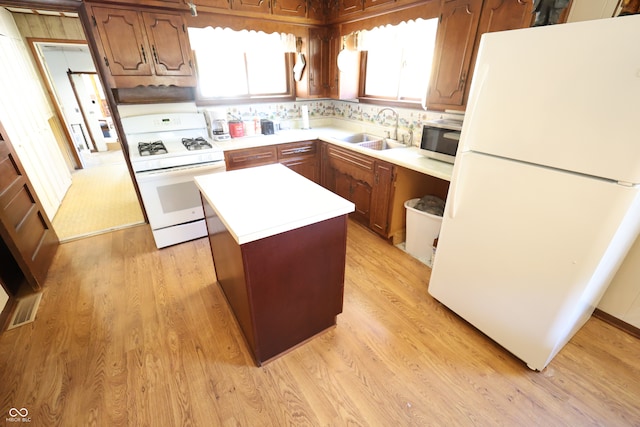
(212, 125, 454, 182)
(194, 163, 355, 245)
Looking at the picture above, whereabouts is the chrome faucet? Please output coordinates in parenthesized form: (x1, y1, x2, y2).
(375, 107, 399, 142)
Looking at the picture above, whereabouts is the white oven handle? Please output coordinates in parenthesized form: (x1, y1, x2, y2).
(135, 162, 226, 182)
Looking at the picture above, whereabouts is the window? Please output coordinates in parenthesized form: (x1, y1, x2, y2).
(188, 27, 296, 103)
(359, 18, 439, 104)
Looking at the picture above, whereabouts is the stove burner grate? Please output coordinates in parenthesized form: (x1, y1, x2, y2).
(138, 141, 167, 156)
(182, 137, 213, 151)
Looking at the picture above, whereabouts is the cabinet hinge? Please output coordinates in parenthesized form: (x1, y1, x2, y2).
(182, 24, 186, 33)
(103, 57, 109, 67)
(92, 15, 97, 27)
(439, 14, 443, 23)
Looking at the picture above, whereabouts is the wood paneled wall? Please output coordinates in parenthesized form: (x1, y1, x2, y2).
(11, 13, 85, 40)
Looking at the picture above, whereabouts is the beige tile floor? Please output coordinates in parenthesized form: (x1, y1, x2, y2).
(52, 149, 144, 241)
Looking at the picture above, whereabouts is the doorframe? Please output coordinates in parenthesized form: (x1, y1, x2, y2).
(26, 38, 88, 169)
(67, 70, 100, 152)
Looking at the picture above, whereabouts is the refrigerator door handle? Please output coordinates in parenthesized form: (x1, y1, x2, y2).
(448, 156, 464, 219)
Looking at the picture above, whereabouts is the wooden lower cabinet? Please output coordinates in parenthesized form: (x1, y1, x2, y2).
(277, 141, 320, 183)
(322, 143, 396, 238)
(225, 140, 450, 243)
(224, 145, 278, 170)
(225, 140, 321, 183)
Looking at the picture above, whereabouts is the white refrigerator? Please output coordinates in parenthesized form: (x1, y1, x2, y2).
(428, 15, 640, 371)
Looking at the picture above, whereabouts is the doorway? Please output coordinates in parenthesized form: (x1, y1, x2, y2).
(29, 39, 144, 241)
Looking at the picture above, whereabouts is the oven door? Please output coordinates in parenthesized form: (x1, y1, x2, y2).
(135, 162, 226, 231)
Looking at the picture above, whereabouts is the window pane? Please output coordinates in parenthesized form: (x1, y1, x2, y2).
(365, 48, 402, 98)
(361, 18, 439, 101)
(195, 49, 248, 97)
(188, 27, 291, 99)
(246, 51, 287, 94)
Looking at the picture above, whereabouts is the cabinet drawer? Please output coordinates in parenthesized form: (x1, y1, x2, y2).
(277, 140, 317, 159)
(225, 146, 278, 170)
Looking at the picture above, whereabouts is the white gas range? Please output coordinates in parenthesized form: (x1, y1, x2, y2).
(121, 112, 226, 248)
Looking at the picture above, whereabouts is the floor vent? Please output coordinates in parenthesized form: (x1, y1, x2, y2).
(7, 293, 43, 330)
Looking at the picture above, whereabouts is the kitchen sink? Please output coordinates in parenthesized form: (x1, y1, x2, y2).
(339, 133, 383, 144)
(357, 139, 405, 151)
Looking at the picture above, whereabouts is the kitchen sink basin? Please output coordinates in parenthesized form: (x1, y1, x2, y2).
(357, 139, 405, 151)
(339, 133, 383, 144)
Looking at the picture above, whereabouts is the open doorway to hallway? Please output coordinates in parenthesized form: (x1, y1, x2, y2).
(28, 38, 144, 241)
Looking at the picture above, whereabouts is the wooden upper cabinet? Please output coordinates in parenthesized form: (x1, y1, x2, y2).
(231, 0, 271, 13)
(307, 0, 325, 20)
(307, 27, 330, 97)
(141, 12, 194, 77)
(426, 0, 483, 110)
(364, 0, 396, 9)
(196, 0, 232, 11)
(427, 0, 534, 111)
(90, 4, 195, 87)
(340, 0, 364, 15)
(477, 0, 533, 32)
(92, 7, 152, 77)
(272, 0, 307, 17)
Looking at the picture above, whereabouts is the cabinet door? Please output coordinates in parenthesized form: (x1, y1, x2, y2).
(0, 122, 58, 291)
(272, 0, 307, 17)
(197, 0, 232, 10)
(364, 0, 395, 9)
(141, 12, 193, 77)
(281, 157, 320, 183)
(327, 28, 340, 99)
(330, 171, 370, 223)
(232, 0, 270, 13)
(92, 6, 152, 77)
(341, 0, 364, 15)
(370, 161, 395, 237)
(278, 141, 320, 183)
(350, 179, 372, 223)
(477, 0, 533, 32)
(225, 146, 278, 170)
(426, 0, 483, 110)
(308, 27, 330, 97)
(308, 0, 325, 20)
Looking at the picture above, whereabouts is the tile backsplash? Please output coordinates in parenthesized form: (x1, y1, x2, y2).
(203, 100, 464, 147)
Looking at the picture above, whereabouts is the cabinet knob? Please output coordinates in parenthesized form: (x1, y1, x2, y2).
(141, 45, 147, 64)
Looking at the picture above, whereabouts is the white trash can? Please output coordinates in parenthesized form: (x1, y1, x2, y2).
(404, 198, 443, 262)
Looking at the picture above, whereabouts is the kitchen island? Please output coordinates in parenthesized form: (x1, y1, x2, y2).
(195, 164, 355, 365)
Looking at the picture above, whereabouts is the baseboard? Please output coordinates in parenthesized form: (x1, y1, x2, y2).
(593, 309, 640, 340)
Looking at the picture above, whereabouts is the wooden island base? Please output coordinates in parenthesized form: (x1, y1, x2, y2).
(203, 199, 348, 366)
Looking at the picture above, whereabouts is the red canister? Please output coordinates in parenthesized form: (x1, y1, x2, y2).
(228, 120, 244, 138)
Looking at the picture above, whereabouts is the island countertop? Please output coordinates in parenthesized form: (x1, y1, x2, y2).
(194, 163, 355, 245)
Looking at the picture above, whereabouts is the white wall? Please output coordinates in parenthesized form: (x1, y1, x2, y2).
(599, 237, 640, 329)
(567, 0, 620, 22)
(0, 8, 71, 220)
(0, 286, 8, 317)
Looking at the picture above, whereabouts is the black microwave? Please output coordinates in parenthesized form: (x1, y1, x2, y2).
(419, 119, 462, 164)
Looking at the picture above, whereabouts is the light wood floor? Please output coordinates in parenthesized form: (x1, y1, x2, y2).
(1, 221, 639, 426)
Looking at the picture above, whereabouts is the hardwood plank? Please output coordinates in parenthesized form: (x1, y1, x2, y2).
(0, 222, 639, 426)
